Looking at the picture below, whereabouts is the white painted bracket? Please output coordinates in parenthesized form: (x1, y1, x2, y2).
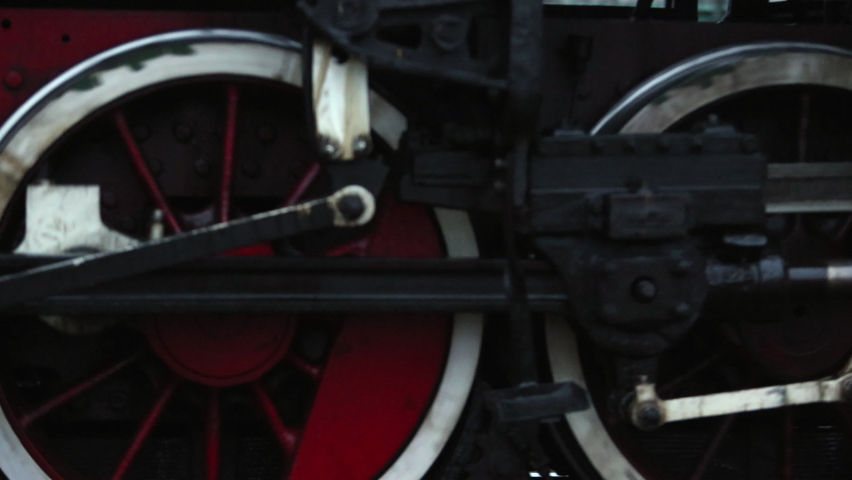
(631, 356, 852, 429)
(15, 183, 139, 255)
(312, 39, 372, 161)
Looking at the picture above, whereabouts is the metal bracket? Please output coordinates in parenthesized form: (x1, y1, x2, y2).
(630, 358, 852, 430)
(312, 39, 372, 160)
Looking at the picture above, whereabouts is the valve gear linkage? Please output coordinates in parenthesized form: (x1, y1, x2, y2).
(0, 185, 375, 310)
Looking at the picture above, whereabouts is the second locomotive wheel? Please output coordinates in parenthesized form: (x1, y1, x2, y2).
(0, 30, 483, 480)
(547, 43, 852, 480)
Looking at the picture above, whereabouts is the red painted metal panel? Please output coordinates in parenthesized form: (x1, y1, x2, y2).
(289, 198, 453, 480)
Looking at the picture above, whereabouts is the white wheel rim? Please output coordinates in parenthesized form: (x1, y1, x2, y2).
(0, 29, 483, 480)
(551, 41, 852, 480)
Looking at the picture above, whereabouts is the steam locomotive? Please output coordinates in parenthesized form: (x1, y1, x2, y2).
(0, 1, 849, 479)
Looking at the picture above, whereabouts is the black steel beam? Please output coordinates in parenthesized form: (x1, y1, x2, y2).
(0, 256, 567, 315)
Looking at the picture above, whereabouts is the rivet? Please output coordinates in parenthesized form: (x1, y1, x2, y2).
(173, 122, 193, 143)
(4, 70, 22, 89)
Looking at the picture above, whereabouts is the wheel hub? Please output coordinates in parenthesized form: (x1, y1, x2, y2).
(147, 315, 297, 386)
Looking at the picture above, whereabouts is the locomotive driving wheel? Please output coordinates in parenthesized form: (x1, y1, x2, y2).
(0, 30, 483, 480)
(547, 43, 852, 480)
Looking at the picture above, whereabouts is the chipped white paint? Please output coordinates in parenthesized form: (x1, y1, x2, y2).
(15, 184, 139, 255)
(0, 29, 482, 480)
(632, 372, 852, 425)
(546, 317, 645, 480)
(312, 39, 371, 160)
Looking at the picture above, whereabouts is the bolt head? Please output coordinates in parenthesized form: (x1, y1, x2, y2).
(337, 195, 365, 221)
(352, 135, 373, 156)
(631, 278, 657, 303)
(319, 137, 342, 160)
(431, 14, 466, 52)
(173, 122, 193, 143)
(4, 70, 22, 89)
(633, 402, 663, 430)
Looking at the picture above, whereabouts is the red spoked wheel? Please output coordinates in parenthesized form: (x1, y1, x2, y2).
(0, 31, 482, 480)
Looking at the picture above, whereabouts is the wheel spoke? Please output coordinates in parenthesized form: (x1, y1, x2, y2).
(285, 162, 321, 207)
(113, 110, 182, 233)
(206, 388, 220, 480)
(219, 85, 240, 223)
(689, 414, 736, 480)
(111, 377, 180, 480)
(286, 352, 322, 381)
(250, 381, 301, 460)
(21, 352, 142, 428)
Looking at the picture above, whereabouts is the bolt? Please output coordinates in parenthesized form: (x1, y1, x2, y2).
(133, 124, 150, 142)
(633, 402, 663, 430)
(4, 70, 22, 89)
(492, 180, 507, 192)
(337, 194, 365, 221)
(241, 160, 260, 178)
(841, 377, 852, 403)
(173, 122, 193, 143)
(195, 157, 210, 176)
(672, 259, 694, 276)
(352, 135, 373, 156)
(600, 304, 619, 322)
(319, 137, 342, 160)
(631, 278, 657, 303)
(101, 191, 118, 209)
(672, 302, 691, 319)
(257, 124, 276, 143)
(494, 158, 507, 169)
(742, 136, 759, 154)
(431, 14, 466, 52)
